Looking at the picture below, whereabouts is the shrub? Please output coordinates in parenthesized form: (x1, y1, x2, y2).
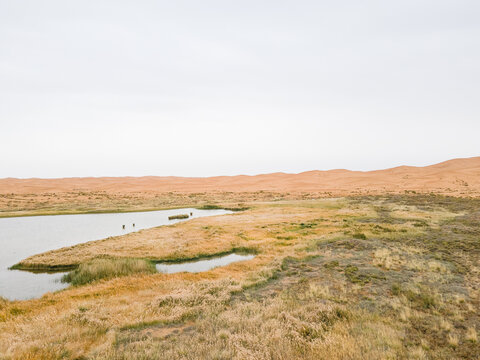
(324, 260, 339, 269)
(353, 233, 367, 240)
(391, 283, 401, 296)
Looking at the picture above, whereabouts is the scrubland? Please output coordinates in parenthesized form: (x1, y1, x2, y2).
(1, 194, 479, 359)
(0, 190, 314, 218)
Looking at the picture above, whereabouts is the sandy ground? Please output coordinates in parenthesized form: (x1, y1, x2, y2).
(1, 157, 479, 196)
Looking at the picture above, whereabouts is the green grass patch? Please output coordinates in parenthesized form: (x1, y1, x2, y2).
(324, 260, 339, 269)
(393, 285, 438, 309)
(352, 233, 367, 240)
(62, 257, 157, 286)
(9, 307, 24, 316)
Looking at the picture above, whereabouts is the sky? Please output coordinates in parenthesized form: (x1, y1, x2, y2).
(1, 0, 479, 178)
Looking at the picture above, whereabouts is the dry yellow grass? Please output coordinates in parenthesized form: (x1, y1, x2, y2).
(1, 195, 479, 359)
(0, 190, 317, 218)
(466, 326, 478, 343)
(14, 199, 348, 269)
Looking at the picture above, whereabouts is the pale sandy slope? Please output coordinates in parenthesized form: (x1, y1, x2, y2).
(1, 157, 479, 196)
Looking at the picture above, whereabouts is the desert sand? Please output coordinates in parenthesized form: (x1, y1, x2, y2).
(1, 157, 479, 196)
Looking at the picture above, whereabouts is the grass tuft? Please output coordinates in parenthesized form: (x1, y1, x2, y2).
(352, 232, 367, 240)
(466, 326, 477, 343)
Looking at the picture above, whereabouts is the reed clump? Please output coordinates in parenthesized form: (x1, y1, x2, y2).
(168, 214, 189, 220)
(62, 257, 156, 286)
(198, 204, 221, 210)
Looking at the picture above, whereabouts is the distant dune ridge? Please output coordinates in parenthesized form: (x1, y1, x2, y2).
(1, 157, 479, 196)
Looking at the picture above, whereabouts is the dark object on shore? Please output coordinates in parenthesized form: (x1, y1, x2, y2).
(168, 214, 189, 220)
(190, 212, 193, 216)
(122, 225, 125, 229)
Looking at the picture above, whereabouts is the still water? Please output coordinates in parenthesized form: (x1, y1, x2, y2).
(0, 208, 230, 300)
(156, 253, 255, 274)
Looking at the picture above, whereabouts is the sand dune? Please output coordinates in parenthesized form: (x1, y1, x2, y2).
(1, 157, 479, 196)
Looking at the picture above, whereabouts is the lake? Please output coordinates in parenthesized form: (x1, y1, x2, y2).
(0, 208, 230, 300)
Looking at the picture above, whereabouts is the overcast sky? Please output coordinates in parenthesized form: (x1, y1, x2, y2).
(1, 1, 479, 178)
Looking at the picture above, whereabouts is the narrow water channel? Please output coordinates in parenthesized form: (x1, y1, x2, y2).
(156, 253, 255, 274)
